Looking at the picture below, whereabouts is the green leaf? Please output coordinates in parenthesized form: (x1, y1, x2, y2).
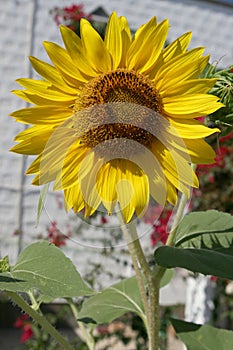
(0, 256, 11, 273)
(160, 268, 174, 288)
(171, 318, 233, 350)
(0, 241, 94, 298)
(78, 269, 174, 325)
(154, 245, 233, 280)
(36, 184, 49, 227)
(174, 210, 233, 249)
(78, 276, 145, 324)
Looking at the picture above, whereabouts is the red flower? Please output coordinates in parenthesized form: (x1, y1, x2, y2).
(46, 221, 71, 247)
(20, 324, 33, 343)
(13, 314, 29, 328)
(14, 314, 33, 343)
(51, 3, 92, 30)
(150, 209, 172, 247)
(101, 215, 108, 224)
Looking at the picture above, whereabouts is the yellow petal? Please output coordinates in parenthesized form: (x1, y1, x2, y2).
(26, 155, 42, 174)
(43, 41, 86, 85)
(10, 106, 72, 125)
(131, 170, 149, 217)
(153, 141, 199, 193)
(64, 183, 85, 212)
(154, 49, 207, 89)
(12, 89, 73, 106)
(163, 132, 217, 164)
(36, 127, 77, 184)
(183, 138, 217, 164)
(54, 144, 91, 190)
(60, 25, 97, 78)
(80, 19, 112, 72)
(29, 56, 78, 94)
(127, 18, 169, 73)
(16, 78, 76, 101)
(163, 94, 224, 118)
(115, 160, 149, 223)
(96, 161, 118, 214)
(134, 20, 169, 74)
(82, 160, 104, 217)
(165, 180, 178, 205)
(117, 174, 135, 223)
(14, 125, 50, 141)
(160, 79, 217, 98)
(152, 32, 192, 76)
(167, 117, 220, 138)
(104, 12, 122, 69)
(118, 16, 132, 67)
(11, 126, 53, 155)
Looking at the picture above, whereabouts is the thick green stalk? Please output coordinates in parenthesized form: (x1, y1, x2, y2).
(6, 291, 75, 350)
(116, 210, 159, 350)
(116, 211, 150, 327)
(153, 192, 191, 320)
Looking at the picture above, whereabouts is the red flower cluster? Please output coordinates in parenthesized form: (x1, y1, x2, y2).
(143, 204, 172, 247)
(51, 4, 92, 31)
(13, 314, 33, 343)
(150, 209, 173, 247)
(197, 132, 233, 177)
(47, 221, 71, 247)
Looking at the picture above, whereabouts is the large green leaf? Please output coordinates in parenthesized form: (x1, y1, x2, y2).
(154, 245, 233, 280)
(78, 268, 174, 325)
(174, 210, 233, 248)
(171, 318, 233, 350)
(78, 276, 145, 324)
(0, 241, 94, 298)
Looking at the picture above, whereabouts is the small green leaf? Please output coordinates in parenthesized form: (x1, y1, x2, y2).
(0, 256, 11, 272)
(36, 184, 49, 227)
(175, 210, 233, 248)
(154, 246, 233, 280)
(78, 276, 145, 324)
(171, 318, 233, 350)
(0, 241, 94, 298)
(160, 268, 174, 288)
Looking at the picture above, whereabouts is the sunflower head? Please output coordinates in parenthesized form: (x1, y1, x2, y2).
(10, 12, 223, 223)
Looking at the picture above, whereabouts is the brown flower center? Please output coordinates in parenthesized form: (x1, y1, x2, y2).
(73, 69, 162, 156)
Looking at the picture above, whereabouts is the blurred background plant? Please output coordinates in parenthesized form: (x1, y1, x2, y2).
(50, 3, 108, 38)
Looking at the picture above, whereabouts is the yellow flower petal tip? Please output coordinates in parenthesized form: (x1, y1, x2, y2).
(10, 12, 223, 222)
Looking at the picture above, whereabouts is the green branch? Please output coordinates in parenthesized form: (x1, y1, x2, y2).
(6, 291, 75, 350)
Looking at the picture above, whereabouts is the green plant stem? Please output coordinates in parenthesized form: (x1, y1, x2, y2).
(67, 298, 95, 350)
(153, 191, 191, 305)
(28, 290, 41, 311)
(6, 291, 75, 350)
(116, 210, 159, 350)
(116, 211, 150, 324)
(166, 192, 189, 247)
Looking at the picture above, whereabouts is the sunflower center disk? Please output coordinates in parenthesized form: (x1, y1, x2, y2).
(73, 69, 162, 157)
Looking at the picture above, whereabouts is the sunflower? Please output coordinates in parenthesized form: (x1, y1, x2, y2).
(10, 12, 223, 223)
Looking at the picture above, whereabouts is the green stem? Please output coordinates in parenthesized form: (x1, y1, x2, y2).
(28, 290, 41, 311)
(153, 191, 191, 305)
(116, 210, 159, 350)
(6, 291, 75, 350)
(166, 192, 189, 247)
(67, 298, 95, 350)
(116, 211, 150, 325)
